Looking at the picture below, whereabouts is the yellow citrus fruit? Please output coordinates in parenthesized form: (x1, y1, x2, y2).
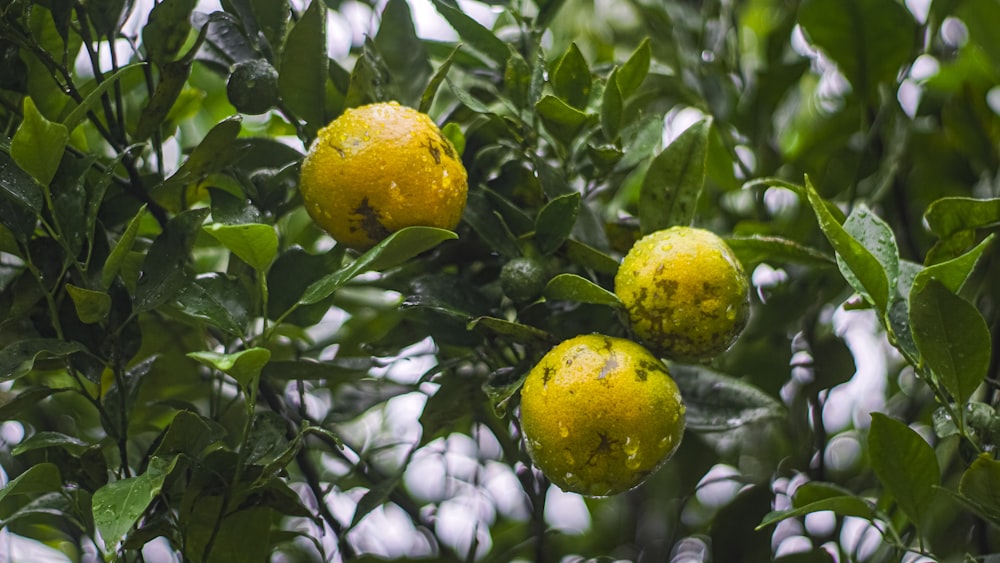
(614, 226, 750, 362)
(519, 334, 685, 496)
(299, 102, 468, 249)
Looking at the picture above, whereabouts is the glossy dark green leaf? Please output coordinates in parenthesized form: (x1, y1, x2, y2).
(638, 118, 711, 233)
(804, 177, 889, 313)
(535, 0, 568, 28)
(431, 0, 509, 64)
(542, 273, 622, 307)
(11, 97, 68, 186)
(418, 372, 479, 446)
(174, 273, 252, 336)
(758, 485, 875, 530)
(261, 358, 372, 383)
(462, 190, 522, 257)
(142, 0, 198, 65)
(152, 410, 226, 459)
(420, 44, 461, 113)
(88, 0, 128, 36)
(246, 410, 290, 467)
(671, 364, 785, 431)
(535, 192, 580, 255)
(250, 0, 288, 52)
(0, 463, 61, 506)
(343, 38, 392, 109)
(601, 69, 623, 140)
(65, 284, 111, 324)
(300, 227, 457, 305)
(0, 151, 42, 240)
(617, 38, 651, 98)
(958, 454, 1000, 526)
(924, 197, 1000, 239)
(203, 223, 278, 272)
(0, 387, 69, 420)
(841, 204, 899, 298)
(446, 77, 493, 114)
(0, 339, 85, 382)
(278, 0, 326, 139)
(267, 246, 345, 323)
(565, 239, 620, 275)
(910, 279, 990, 404)
(808, 333, 856, 393)
(726, 235, 836, 269)
(12, 431, 90, 456)
(134, 208, 210, 312)
(798, 0, 917, 101)
(868, 413, 939, 528)
(504, 49, 533, 110)
(535, 95, 589, 146)
(374, 0, 431, 107)
(552, 43, 591, 110)
(93, 456, 179, 551)
(188, 347, 271, 389)
(102, 205, 146, 289)
(912, 234, 993, 296)
(467, 316, 555, 343)
(134, 59, 191, 141)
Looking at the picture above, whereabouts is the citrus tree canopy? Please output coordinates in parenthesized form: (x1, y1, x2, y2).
(1, 0, 1000, 561)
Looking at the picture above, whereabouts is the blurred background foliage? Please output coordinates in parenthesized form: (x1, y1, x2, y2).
(1, 0, 1000, 561)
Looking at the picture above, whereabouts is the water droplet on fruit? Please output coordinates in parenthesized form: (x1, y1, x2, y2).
(559, 421, 569, 438)
(564, 451, 575, 466)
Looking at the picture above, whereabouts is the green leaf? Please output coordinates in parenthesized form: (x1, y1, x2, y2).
(245, 411, 290, 467)
(175, 273, 253, 336)
(868, 413, 939, 528)
(726, 235, 836, 269)
(912, 234, 994, 296)
(552, 43, 591, 110)
(152, 410, 225, 459)
(142, 0, 198, 65)
(203, 223, 278, 272)
(0, 387, 70, 420)
(841, 204, 899, 298)
(300, 227, 458, 305)
(418, 372, 479, 446)
(278, 0, 326, 140)
(758, 484, 876, 530)
(504, 49, 533, 110)
(0, 339, 85, 382)
(0, 463, 61, 507)
(542, 273, 622, 307)
(431, 0, 509, 64)
(188, 347, 272, 389)
(804, 176, 889, 313)
(535, 95, 589, 146)
(374, 0, 431, 107)
(535, 192, 580, 255)
(134, 208, 210, 312)
(65, 284, 111, 324)
(0, 150, 44, 240)
(11, 97, 69, 186)
(670, 364, 785, 431)
(565, 239, 620, 275)
(617, 38, 651, 98)
(134, 59, 191, 141)
(600, 69, 623, 140)
(88, 0, 128, 36)
(958, 454, 1000, 526)
(910, 279, 990, 404)
(102, 205, 147, 289)
(467, 316, 555, 344)
(420, 44, 461, 113)
(251, 0, 289, 52)
(924, 197, 1000, 239)
(638, 118, 712, 233)
(93, 456, 179, 551)
(12, 431, 90, 457)
(63, 63, 145, 132)
(463, 190, 521, 257)
(798, 0, 917, 101)
(154, 118, 247, 211)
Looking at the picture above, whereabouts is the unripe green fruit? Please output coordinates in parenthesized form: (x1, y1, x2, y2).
(226, 59, 279, 115)
(501, 257, 548, 303)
